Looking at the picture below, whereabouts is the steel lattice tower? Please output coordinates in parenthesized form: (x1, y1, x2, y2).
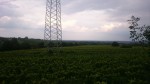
(44, 0, 62, 51)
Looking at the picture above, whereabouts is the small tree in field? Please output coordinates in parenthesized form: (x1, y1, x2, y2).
(127, 16, 150, 46)
(112, 42, 119, 47)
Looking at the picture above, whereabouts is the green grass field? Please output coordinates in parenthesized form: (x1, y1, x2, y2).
(0, 45, 150, 84)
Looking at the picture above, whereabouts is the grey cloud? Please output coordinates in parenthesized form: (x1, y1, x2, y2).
(0, 18, 28, 29)
(0, 6, 20, 17)
(0, 0, 20, 17)
(0, 0, 17, 5)
(62, 0, 125, 14)
(62, 0, 150, 23)
(110, 0, 150, 16)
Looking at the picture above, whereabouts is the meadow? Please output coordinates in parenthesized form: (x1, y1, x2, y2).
(0, 45, 149, 84)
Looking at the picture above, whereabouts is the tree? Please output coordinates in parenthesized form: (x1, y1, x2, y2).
(38, 42, 45, 48)
(24, 36, 28, 40)
(112, 42, 119, 47)
(0, 41, 2, 51)
(143, 26, 150, 43)
(1, 40, 12, 51)
(11, 38, 20, 50)
(127, 16, 150, 45)
(21, 42, 31, 49)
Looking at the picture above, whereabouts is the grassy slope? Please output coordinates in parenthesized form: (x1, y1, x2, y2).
(0, 45, 150, 84)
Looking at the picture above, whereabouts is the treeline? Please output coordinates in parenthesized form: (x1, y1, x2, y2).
(0, 37, 44, 51)
(0, 37, 133, 51)
(62, 41, 114, 47)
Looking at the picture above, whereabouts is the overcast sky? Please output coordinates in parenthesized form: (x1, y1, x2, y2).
(0, 0, 150, 41)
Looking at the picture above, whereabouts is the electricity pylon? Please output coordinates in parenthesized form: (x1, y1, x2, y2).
(44, 0, 62, 52)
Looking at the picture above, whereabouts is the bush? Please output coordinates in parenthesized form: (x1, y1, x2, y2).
(112, 42, 119, 47)
(38, 42, 44, 48)
(120, 44, 132, 48)
(20, 42, 31, 49)
(1, 40, 12, 51)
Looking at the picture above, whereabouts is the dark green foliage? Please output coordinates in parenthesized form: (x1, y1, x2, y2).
(61, 41, 114, 47)
(120, 44, 132, 48)
(38, 42, 45, 48)
(0, 37, 45, 51)
(0, 45, 149, 84)
(112, 42, 119, 47)
(1, 40, 12, 51)
(1, 37, 128, 51)
(11, 38, 20, 50)
(48, 41, 55, 47)
(0, 38, 20, 51)
(20, 42, 31, 49)
(62, 41, 79, 47)
(0, 43, 2, 51)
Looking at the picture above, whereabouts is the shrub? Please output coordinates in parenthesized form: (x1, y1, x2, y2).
(112, 42, 119, 47)
(120, 44, 132, 48)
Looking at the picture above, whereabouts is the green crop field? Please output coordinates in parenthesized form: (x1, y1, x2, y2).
(0, 45, 150, 84)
